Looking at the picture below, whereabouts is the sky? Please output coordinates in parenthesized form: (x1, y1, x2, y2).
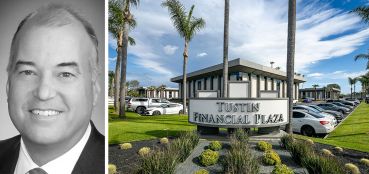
(108, 0, 369, 95)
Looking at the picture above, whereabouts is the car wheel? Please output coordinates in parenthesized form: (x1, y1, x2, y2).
(301, 125, 315, 137)
(339, 110, 344, 114)
(136, 106, 146, 115)
(153, 111, 161, 116)
(179, 110, 183, 114)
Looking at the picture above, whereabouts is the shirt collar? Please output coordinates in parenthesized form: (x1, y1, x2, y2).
(15, 123, 91, 174)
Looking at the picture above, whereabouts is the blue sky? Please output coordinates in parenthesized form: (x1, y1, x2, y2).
(109, 0, 369, 94)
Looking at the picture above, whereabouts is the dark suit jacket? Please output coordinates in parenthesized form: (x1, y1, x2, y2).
(0, 121, 105, 174)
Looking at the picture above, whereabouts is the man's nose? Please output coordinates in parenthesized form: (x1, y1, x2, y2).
(32, 76, 56, 100)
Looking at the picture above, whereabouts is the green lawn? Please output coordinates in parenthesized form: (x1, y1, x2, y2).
(108, 107, 195, 144)
(295, 102, 369, 153)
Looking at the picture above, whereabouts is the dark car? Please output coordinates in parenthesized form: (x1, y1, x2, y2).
(331, 102, 353, 110)
(317, 103, 350, 114)
(308, 105, 344, 121)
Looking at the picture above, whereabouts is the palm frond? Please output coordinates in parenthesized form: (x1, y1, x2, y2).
(188, 17, 206, 41)
(162, 0, 187, 38)
(128, 36, 136, 46)
(354, 53, 369, 61)
(352, 6, 369, 23)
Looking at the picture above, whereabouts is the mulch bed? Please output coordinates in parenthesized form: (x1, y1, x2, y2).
(109, 138, 172, 174)
(311, 142, 369, 174)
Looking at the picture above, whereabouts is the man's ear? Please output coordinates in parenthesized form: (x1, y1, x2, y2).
(92, 78, 101, 107)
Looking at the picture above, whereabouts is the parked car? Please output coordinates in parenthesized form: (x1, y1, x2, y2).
(345, 98, 360, 105)
(327, 99, 356, 107)
(301, 97, 313, 103)
(144, 103, 184, 116)
(331, 102, 353, 110)
(127, 98, 171, 114)
(307, 105, 344, 121)
(293, 105, 337, 126)
(317, 103, 350, 114)
(292, 110, 335, 136)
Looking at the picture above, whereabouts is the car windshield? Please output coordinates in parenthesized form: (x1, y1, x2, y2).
(309, 112, 325, 118)
(310, 105, 323, 111)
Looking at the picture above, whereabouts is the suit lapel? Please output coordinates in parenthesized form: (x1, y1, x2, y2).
(0, 135, 21, 174)
(72, 122, 105, 174)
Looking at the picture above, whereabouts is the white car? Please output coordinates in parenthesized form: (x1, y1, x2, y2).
(144, 103, 184, 116)
(292, 110, 335, 136)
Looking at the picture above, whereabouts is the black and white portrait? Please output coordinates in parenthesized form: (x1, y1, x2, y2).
(0, 0, 105, 173)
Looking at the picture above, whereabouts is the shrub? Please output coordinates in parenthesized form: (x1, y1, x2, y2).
(288, 141, 314, 165)
(257, 141, 273, 152)
(360, 158, 369, 166)
(138, 147, 151, 156)
(120, 143, 132, 150)
(334, 146, 343, 152)
(305, 139, 314, 145)
(108, 164, 117, 174)
(302, 155, 346, 174)
(169, 131, 200, 162)
(137, 147, 178, 174)
(272, 164, 294, 174)
(263, 150, 282, 165)
(223, 134, 259, 174)
(160, 137, 169, 144)
(194, 169, 209, 174)
(345, 163, 360, 174)
(321, 149, 333, 156)
(281, 134, 294, 149)
(199, 149, 219, 166)
(209, 141, 222, 151)
(233, 128, 249, 143)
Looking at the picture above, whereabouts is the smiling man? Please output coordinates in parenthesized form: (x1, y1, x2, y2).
(0, 4, 104, 174)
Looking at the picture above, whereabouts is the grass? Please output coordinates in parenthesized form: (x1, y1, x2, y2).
(108, 107, 195, 144)
(295, 102, 369, 153)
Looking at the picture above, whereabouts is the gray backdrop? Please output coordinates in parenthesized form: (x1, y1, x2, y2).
(0, 0, 105, 139)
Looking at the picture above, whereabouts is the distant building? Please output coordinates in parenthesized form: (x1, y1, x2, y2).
(137, 87, 179, 99)
(299, 87, 341, 100)
(170, 58, 306, 99)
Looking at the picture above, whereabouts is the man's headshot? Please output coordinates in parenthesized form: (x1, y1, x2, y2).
(0, 0, 105, 174)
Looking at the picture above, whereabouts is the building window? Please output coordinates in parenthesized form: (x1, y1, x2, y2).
(264, 77, 268, 90)
(169, 91, 172, 98)
(198, 81, 202, 90)
(210, 76, 214, 90)
(193, 81, 196, 97)
(204, 77, 207, 90)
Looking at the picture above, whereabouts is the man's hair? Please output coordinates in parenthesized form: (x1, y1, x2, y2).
(7, 3, 99, 75)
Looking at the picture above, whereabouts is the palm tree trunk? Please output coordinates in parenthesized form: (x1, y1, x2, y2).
(223, 0, 229, 98)
(351, 85, 353, 99)
(354, 84, 356, 99)
(285, 0, 296, 134)
(114, 31, 123, 113)
(182, 41, 189, 114)
(119, 22, 129, 118)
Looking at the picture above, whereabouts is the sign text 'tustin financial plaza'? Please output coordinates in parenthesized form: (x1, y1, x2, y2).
(189, 99, 288, 127)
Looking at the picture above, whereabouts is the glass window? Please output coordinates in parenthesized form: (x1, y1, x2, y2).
(293, 112, 305, 118)
(198, 81, 201, 90)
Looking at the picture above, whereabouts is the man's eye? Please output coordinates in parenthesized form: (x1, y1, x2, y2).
(59, 72, 76, 78)
(19, 70, 36, 76)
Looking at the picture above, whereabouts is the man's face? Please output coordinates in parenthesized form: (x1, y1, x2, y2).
(7, 22, 99, 146)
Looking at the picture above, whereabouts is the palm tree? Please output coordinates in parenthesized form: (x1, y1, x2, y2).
(147, 86, 157, 98)
(353, 77, 358, 99)
(352, 6, 369, 23)
(162, 0, 206, 114)
(108, 71, 115, 97)
(358, 76, 369, 99)
(109, 0, 136, 114)
(157, 84, 167, 98)
(119, 0, 140, 118)
(223, 0, 229, 98)
(312, 84, 319, 100)
(285, 0, 296, 134)
(348, 77, 356, 99)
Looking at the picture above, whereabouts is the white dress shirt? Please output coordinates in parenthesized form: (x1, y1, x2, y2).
(14, 124, 91, 174)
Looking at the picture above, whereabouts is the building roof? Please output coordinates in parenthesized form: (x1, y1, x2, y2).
(170, 58, 306, 83)
(300, 87, 341, 92)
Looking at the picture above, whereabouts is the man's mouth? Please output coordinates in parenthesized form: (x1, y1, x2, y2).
(30, 109, 62, 116)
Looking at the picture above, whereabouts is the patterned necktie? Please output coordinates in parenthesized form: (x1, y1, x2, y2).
(27, 168, 48, 174)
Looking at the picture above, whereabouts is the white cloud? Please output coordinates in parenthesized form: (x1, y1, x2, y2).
(307, 73, 323, 77)
(163, 45, 178, 55)
(109, 57, 116, 61)
(308, 70, 367, 79)
(197, 52, 208, 57)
